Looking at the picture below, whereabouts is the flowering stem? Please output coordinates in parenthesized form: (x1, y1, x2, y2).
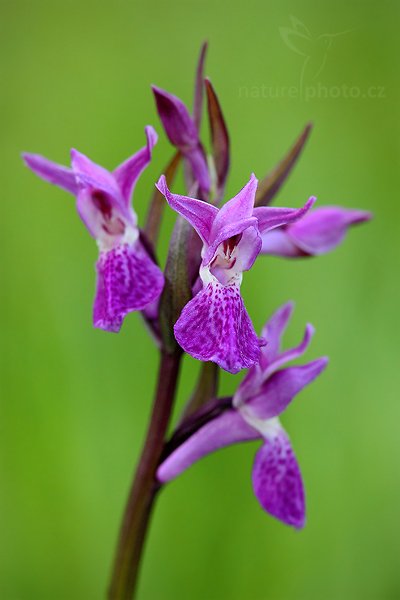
(108, 348, 182, 600)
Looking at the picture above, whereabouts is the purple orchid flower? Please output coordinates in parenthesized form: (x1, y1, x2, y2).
(156, 174, 315, 374)
(158, 302, 328, 528)
(152, 86, 210, 193)
(261, 206, 372, 257)
(22, 126, 164, 333)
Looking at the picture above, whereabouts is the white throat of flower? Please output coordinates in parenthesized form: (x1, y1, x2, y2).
(200, 239, 244, 287)
(238, 407, 281, 439)
(97, 221, 139, 253)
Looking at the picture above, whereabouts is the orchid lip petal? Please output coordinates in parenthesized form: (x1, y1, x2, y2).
(173, 280, 262, 374)
(93, 240, 164, 332)
(252, 427, 305, 529)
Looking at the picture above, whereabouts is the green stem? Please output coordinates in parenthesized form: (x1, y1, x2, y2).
(108, 349, 181, 600)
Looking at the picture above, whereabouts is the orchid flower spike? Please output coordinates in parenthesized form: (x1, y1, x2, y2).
(152, 86, 210, 193)
(158, 302, 328, 528)
(22, 126, 164, 333)
(261, 206, 372, 257)
(156, 174, 315, 373)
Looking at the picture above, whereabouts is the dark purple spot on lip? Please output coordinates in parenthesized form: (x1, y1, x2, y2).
(92, 190, 126, 236)
(223, 233, 243, 258)
(92, 190, 113, 219)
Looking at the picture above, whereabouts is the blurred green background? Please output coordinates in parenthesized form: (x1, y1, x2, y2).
(1, 0, 399, 598)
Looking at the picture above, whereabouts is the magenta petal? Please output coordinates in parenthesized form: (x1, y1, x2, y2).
(70, 148, 121, 198)
(261, 229, 305, 257)
(157, 409, 259, 483)
(152, 86, 199, 148)
(156, 175, 218, 243)
(253, 197, 315, 234)
(93, 240, 164, 332)
(234, 225, 263, 272)
(113, 126, 158, 205)
(247, 358, 328, 419)
(252, 430, 305, 528)
(202, 217, 261, 267)
(259, 302, 294, 368)
(287, 206, 372, 255)
(152, 86, 210, 192)
(267, 324, 314, 375)
(174, 282, 262, 374)
(22, 153, 78, 195)
(211, 174, 258, 237)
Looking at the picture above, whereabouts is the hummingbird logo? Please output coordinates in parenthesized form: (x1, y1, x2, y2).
(279, 16, 352, 93)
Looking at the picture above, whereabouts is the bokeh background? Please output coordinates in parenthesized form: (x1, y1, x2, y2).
(1, 0, 399, 598)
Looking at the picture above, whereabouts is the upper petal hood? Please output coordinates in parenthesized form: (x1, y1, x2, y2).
(202, 217, 261, 268)
(210, 174, 258, 238)
(71, 148, 121, 198)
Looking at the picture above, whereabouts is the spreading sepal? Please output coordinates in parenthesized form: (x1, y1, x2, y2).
(261, 206, 372, 257)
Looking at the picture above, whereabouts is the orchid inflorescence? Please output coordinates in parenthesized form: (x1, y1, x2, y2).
(22, 43, 371, 598)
